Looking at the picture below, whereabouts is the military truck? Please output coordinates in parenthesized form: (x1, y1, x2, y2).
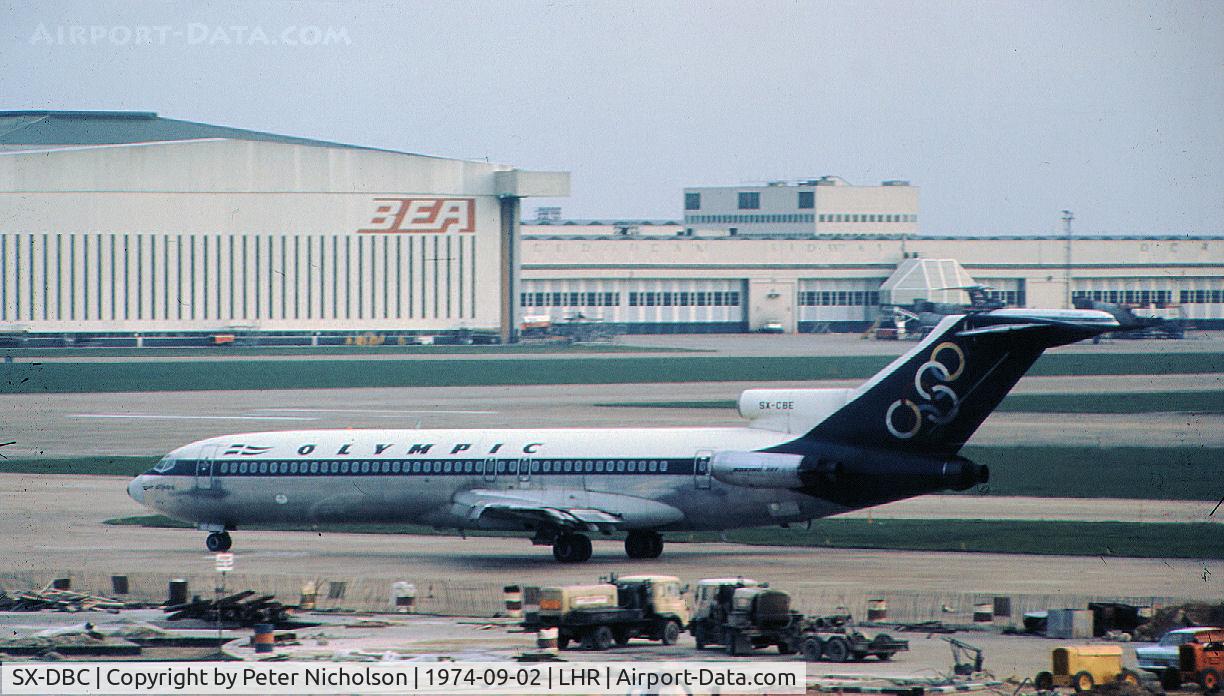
(690, 578, 907, 661)
(690, 578, 799, 655)
(536, 575, 690, 651)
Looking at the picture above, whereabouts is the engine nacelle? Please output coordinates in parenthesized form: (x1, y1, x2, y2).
(710, 451, 805, 489)
(738, 389, 854, 433)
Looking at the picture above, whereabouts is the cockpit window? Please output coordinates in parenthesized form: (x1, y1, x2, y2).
(153, 456, 175, 473)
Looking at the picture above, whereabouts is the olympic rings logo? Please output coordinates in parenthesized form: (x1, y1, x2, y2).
(885, 342, 966, 439)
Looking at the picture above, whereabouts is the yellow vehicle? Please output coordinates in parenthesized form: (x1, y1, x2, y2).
(536, 576, 689, 650)
(1035, 645, 1141, 692)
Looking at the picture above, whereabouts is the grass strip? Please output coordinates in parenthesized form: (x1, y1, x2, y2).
(2, 352, 1221, 394)
(103, 515, 1222, 559)
(0, 457, 158, 477)
(960, 446, 1222, 500)
(596, 390, 1224, 414)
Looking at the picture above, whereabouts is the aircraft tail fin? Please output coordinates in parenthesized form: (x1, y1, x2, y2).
(776, 309, 1118, 458)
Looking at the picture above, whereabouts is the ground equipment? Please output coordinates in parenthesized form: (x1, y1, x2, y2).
(1034, 645, 1141, 692)
(535, 575, 689, 651)
(689, 579, 906, 661)
(1177, 629, 1224, 692)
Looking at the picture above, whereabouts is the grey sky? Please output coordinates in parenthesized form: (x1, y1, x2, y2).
(2, 0, 1221, 235)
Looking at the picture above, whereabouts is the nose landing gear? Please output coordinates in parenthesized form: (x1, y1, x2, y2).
(205, 531, 232, 552)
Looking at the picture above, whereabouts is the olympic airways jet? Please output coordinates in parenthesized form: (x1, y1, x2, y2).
(127, 308, 1118, 562)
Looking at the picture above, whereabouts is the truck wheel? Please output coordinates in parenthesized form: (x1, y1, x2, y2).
(823, 637, 851, 662)
(801, 638, 822, 662)
(725, 630, 740, 656)
(1072, 671, 1095, 693)
(1201, 669, 1221, 694)
(877, 651, 894, 662)
(694, 625, 706, 650)
(661, 621, 680, 646)
(1161, 670, 1182, 690)
(1035, 672, 1054, 691)
(613, 627, 631, 647)
(1117, 670, 1140, 687)
(584, 626, 613, 651)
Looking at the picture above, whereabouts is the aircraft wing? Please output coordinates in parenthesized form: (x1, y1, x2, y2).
(449, 489, 683, 533)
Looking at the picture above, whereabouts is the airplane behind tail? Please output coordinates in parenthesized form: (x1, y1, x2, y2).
(127, 307, 1119, 562)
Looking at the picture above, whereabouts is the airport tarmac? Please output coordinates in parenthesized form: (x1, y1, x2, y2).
(1, 474, 1219, 603)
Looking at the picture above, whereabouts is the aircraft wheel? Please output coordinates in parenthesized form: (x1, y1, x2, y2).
(553, 533, 592, 563)
(206, 532, 232, 552)
(625, 531, 663, 559)
(647, 533, 664, 558)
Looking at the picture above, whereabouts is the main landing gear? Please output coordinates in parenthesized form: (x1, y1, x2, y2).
(624, 530, 664, 559)
(552, 533, 592, 563)
(205, 531, 232, 552)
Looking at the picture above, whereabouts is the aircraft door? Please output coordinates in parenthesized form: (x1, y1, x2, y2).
(693, 450, 713, 489)
(517, 458, 531, 484)
(195, 443, 223, 490)
(482, 457, 498, 483)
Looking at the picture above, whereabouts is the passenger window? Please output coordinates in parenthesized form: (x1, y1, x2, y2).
(412, 461, 421, 472)
(497, 461, 506, 473)
(563, 461, 572, 472)
(660, 460, 669, 472)
(585, 461, 594, 472)
(310, 462, 319, 474)
(444, 461, 453, 473)
(258, 462, 268, 474)
(649, 461, 658, 472)
(595, 460, 604, 472)
(392, 461, 401, 473)
(616, 460, 625, 471)
(531, 460, 540, 472)
(340, 462, 350, 473)
(220, 462, 229, 474)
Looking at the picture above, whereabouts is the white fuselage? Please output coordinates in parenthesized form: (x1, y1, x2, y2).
(128, 426, 849, 532)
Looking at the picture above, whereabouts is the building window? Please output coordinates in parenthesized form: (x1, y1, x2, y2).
(684, 193, 701, 210)
(737, 192, 760, 210)
(798, 191, 814, 209)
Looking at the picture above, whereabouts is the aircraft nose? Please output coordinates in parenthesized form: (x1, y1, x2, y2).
(127, 476, 145, 504)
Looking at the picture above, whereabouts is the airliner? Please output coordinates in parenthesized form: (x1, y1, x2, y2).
(127, 308, 1118, 562)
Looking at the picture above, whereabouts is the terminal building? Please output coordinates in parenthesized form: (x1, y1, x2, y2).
(682, 176, 919, 237)
(1, 110, 1221, 341)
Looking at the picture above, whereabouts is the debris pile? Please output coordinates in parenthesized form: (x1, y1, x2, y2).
(1134, 603, 1224, 641)
(164, 590, 290, 627)
(0, 586, 127, 612)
